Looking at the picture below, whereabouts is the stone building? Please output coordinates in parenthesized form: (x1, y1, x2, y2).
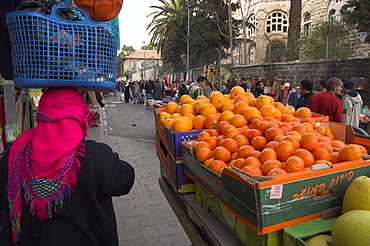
(232, 0, 369, 65)
(122, 50, 162, 81)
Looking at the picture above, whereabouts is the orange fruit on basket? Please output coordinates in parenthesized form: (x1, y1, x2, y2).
(209, 160, 227, 175)
(230, 114, 247, 128)
(260, 148, 277, 164)
(234, 135, 249, 147)
(293, 148, 315, 167)
(312, 147, 331, 161)
(203, 158, 214, 168)
(248, 98, 257, 107)
(285, 105, 296, 115)
(204, 136, 218, 150)
(294, 107, 312, 118)
(224, 128, 241, 139)
(326, 132, 335, 141)
(180, 103, 194, 115)
(242, 165, 263, 176)
(314, 125, 327, 136)
(286, 130, 302, 140)
(267, 168, 288, 176)
(221, 103, 235, 112)
(219, 111, 235, 122)
(166, 102, 178, 114)
(330, 152, 341, 164)
(257, 121, 270, 134)
(242, 107, 261, 122)
(197, 131, 211, 141)
(233, 101, 249, 115)
(359, 145, 368, 155)
(172, 117, 193, 132)
(276, 140, 294, 161)
(274, 135, 286, 142)
(230, 86, 245, 99)
(318, 142, 333, 154)
(193, 99, 208, 115)
(209, 92, 225, 109)
(237, 145, 256, 158)
(244, 129, 263, 141)
(338, 144, 363, 161)
(196, 147, 212, 163)
(260, 105, 277, 118)
(292, 124, 307, 135)
(170, 113, 182, 119)
(250, 118, 262, 129)
(193, 115, 206, 130)
(200, 103, 217, 117)
(245, 156, 262, 168)
(283, 156, 305, 173)
(234, 95, 249, 104)
(162, 118, 175, 128)
(183, 113, 195, 123)
(217, 121, 232, 134)
(265, 127, 284, 142)
(208, 129, 219, 137)
(281, 113, 295, 122)
(219, 138, 239, 154)
(332, 140, 346, 150)
(302, 118, 316, 128)
(301, 132, 319, 151)
(248, 150, 262, 159)
(318, 135, 332, 144)
(265, 140, 280, 150)
(261, 159, 282, 175)
(185, 99, 196, 106)
(284, 135, 301, 150)
(195, 141, 211, 153)
(213, 146, 231, 163)
(180, 95, 192, 105)
(234, 158, 247, 169)
(273, 102, 286, 114)
(223, 124, 236, 135)
(159, 112, 171, 125)
(256, 95, 273, 109)
(251, 136, 268, 150)
(204, 114, 220, 129)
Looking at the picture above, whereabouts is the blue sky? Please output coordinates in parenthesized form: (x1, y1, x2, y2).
(119, 0, 160, 50)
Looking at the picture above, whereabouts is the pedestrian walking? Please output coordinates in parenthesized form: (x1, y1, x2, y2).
(342, 80, 363, 126)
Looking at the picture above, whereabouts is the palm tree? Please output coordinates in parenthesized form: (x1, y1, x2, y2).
(146, 0, 186, 55)
(286, 0, 302, 61)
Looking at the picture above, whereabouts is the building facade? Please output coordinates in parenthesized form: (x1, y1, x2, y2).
(122, 50, 162, 81)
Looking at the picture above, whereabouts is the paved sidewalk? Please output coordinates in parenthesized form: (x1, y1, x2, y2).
(87, 100, 191, 246)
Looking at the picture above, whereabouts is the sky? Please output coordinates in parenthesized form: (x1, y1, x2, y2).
(118, 0, 161, 50)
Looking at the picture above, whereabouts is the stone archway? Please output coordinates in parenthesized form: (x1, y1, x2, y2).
(267, 40, 286, 62)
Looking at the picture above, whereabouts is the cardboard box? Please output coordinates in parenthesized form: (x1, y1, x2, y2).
(196, 184, 283, 246)
(283, 216, 337, 246)
(156, 131, 195, 195)
(154, 108, 201, 160)
(182, 122, 370, 235)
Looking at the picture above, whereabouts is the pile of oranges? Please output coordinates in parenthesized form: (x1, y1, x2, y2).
(158, 86, 368, 176)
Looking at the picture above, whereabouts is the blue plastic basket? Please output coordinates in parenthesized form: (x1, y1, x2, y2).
(6, 5, 119, 90)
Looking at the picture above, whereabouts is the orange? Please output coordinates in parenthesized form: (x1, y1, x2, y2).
(219, 111, 235, 122)
(237, 145, 256, 159)
(242, 165, 263, 176)
(284, 135, 301, 150)
(197, 131, 211, 141)
(326, 132, 335, 141)
(287, 130, 302, 140)
(302, 122, 314, 132)
(204, 114, 220, 129)
(209, 160, 227, 175)
(180, 103, 194, 115)
(248, 150, 262, 159)
(285, 105, 296, 115)
(193, 99, 208, 115)
(185, 98, 196, 106)
(221, 103, 235, 112)
(295, 107, 312, 118)
(183, 113, 195, 122)
(213, 146, 231, 163)
(196, 95, 208, 101)
(338, 144, 362, 161)
(196, 147, 212, 163)
(230, 114, 248, 128)
(244, 129, 263, 141)
(248, 98, 257, 107)
(293, 148, 315, 167)
(242, 107, 261, 121)
(230, 86, 245, 99)
(273, 102, 285, 114)
(301, 132, 319, 151)
(234, 158, 247, 169)
(261, 159, 282, 175)
(200, 103, 217, 116)
(276, 140, 294, 161)
(209, 92, 225, 109)
(193, 115, 206, 130)
(231, 152, 238, 161)
(303, 118, 316, 128)
(359, 145, 368, 155)
(292, 124, 307, 135)
(255, 95, 273, 109)
(330, 152, 341, 164)
(219, 138, 239, 153)
(267, 168, 288, 176)
(179, 95, 192, 105)
(234, 135, 249, 147)
(245, 156, 262, 168)
(195, 141, 211, 153)
(251, 136, 268, 150)
(257, 121, 269, 134)
(312, 148, 331, 161)
(250, 118, 262, 129)
(234, 95, 249, 104)
(208, 129, 220, 137)
(314, 125, 327, 136)
(172, 117, 193, 132)
(274, 135, 286, 142)
(260, 148, 277, 164)
(265, 127, 284, 142)
(204, 136, 218, 150)
(162, 118, 175, 128)
(245, 92, 255, 98)
(265, 140, 280, 150)
(318, 142, 333, 154)
(260, 105, 277, 118)
(233, 101, 249, 114)
(332, 140, 346, 149)
(170, 113, 182, 119)
(237, 127, 247, 135)
(216, 121, 232, 134)
(224, 128, 241, 139)
(159, 112, 171, 125)
(203, 158, 214, 168)
(166, 102, 179, 114)
(283, 156, 305, 173)
(222, 124, 237, 135)
(281, 113, 295, 122)
(275, 109, 282, 119)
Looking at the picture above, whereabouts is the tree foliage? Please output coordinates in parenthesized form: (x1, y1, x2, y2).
(118, 45, 135, 59)
(299, 21, 357, 61)
(341, 0, 370, 42)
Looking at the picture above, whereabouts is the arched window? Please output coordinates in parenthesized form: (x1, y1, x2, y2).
(266, 11, 288, 33)
(303, 13, 311, 36)
(329, 9, 336, 22)
(247, 15, 258, 38)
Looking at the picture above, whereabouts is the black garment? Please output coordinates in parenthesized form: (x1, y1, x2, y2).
(0, 140, 135, 246)
(178, 86, 188, 98)
(145, 82, 154, 95)
(252, 88, 265, 98)
(296, 91, 314, 109)
(124, 85, 130, 103)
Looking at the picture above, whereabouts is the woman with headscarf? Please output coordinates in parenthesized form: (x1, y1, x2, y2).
(133, 81, 141, 104)
(0, 87, 135, 245)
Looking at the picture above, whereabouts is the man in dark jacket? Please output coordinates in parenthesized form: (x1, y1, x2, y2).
(295, 79, 314, 109)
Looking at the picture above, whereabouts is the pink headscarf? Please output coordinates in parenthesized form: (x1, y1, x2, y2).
(7, 87, 92, 243)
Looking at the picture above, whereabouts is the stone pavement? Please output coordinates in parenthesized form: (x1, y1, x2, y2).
(87, 101, 191, 246)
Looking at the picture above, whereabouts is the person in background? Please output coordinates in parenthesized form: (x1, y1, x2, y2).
(123, 82, 131, 103)
(202, 79, 213, 98)
(224, 78, 236, 91)
(341, 80, 363, 126)
(0, 87, 134, 245)
(307, 77, 343, 123)
(86, 91, 105, 127)
(288, 86, 300, 108)
(178, 83, 189, 100)
(252, 81, 265, 98)
(133, 81, 141, 104)
(319, 80, 327, 92)
(189, 76, 207, 99)
(295, 79, 314, 109)
(244, 82, 257, 95)
(145, 80, 154, 101)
